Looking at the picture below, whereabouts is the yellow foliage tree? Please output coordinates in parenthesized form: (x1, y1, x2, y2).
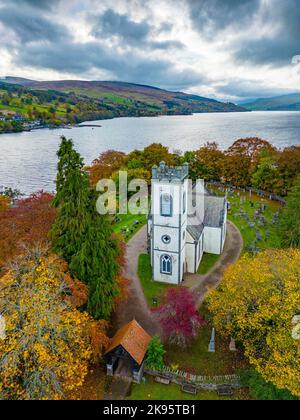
(0, 247, 109, 400)
(207, 249, 300, 397)
(0, 195, 10, 212)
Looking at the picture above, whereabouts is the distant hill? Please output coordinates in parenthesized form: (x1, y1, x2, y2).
(243, 93, 300, 111)
(3, 76, 246, 114)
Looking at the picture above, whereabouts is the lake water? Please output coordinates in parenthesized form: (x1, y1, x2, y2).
(0, 111, 299, 195)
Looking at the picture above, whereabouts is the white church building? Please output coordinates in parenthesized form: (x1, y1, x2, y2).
(148, 161, 227, 284)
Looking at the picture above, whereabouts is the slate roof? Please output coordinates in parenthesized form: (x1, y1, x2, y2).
(187, 192, 226, 240)
(105, 320, 151, 366)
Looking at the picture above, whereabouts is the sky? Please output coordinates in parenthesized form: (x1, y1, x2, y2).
(0, 0, 299, 102)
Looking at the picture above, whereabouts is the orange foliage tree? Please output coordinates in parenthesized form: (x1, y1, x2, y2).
(0, 247, 109, 400)
(0, 192, 56, 274)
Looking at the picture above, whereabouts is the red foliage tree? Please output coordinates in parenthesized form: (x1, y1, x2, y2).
(153, 288, 205, 347)
(0, 191, 56, 274)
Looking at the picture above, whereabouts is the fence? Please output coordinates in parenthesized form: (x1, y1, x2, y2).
(145, 365, 241, 390)
(206, 181, 286, 204)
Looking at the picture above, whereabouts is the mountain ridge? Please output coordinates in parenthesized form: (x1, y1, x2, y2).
(2, 76, 246, 113)
(243, 93, 300, 111)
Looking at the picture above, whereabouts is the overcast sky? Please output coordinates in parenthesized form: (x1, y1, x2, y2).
(0, 0, 299, 102)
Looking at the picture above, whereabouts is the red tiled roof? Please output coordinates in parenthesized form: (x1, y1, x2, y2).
(105, 320, 151, 365)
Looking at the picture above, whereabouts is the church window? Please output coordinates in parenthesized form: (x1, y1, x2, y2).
(162, 234, 171, 244)
(160, 254, 172, 274)
(183, 191, 186, 214)
(160, 193, 173, 217)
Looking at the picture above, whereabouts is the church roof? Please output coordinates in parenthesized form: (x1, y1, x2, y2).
(105, 320, 151, 365)
(187, 219, 204, 241)
(188, 194, 226, 239)
(204, 196, 226, 227)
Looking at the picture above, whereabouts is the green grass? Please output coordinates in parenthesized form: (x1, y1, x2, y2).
(129, 377, 231, 400)
(197, 253, 220, 275)
(112, 213, 146, 242)
(137, 253, 170, 306)
(209, 187, 281, 252)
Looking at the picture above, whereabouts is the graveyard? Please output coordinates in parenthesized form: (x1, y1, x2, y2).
(208, 185, 282, 253)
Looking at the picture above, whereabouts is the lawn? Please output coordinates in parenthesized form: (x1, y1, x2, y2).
(197, 253, 220, 275)
(137, 253, 170, 306)
(164, 305, 247, 376)
(129, 377, 232, 400)
(112, 213, 147, 242)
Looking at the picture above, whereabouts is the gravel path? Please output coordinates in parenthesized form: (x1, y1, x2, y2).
(111, 225, 161, 336)
(184, 221, 243, 305)
(111, 221, 243, 334)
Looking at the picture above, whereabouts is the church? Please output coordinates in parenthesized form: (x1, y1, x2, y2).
(148, 161, 227, 284)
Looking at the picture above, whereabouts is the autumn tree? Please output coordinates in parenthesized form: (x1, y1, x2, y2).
(251, 150, 279, 193)
(280, 175, 300, 248)
(276, 146, 300, 195)
(194, 142, 224, 181)
(87, 150, 126, 186)
(0, 247, 108, 400)
(153, 288, 205, 347)
(207, 250, 300, 397)
(0, 192, 56, 275)
(223, 138, 276, 187)
(0, 195, 10, 212)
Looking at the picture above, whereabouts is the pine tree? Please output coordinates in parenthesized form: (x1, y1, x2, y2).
(51, 137, 120, 320)
(280, 174, 300, 248)
(70, 190, 120, 320)
(51, 136, 90, 262)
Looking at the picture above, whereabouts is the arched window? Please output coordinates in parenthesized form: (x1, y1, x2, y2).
(160, 254, 172, 274)
(160, 193, 173, 217)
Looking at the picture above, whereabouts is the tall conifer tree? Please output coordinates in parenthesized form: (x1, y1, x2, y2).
(51, 136, 90, 262)
(52, 137, 120, 320)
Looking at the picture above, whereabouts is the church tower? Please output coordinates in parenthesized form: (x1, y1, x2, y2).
(149, 161, 189, 284)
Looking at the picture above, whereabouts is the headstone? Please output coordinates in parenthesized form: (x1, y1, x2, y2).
(229, 338, 237, 352)
(208, 328, 215, 353)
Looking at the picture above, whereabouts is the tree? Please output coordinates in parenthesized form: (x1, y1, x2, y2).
(87, 150, 126, 186)
(280, 174, 300, 248)
(0, 247, 108, 400)
(239, 368, 297, 400)
(195, 142, 224, 181)
(69, 190, 120, 320)
(51, 137, 122, 320)
(51, 136, 90, 263)
(251, 150, 279, 193)
(223, 138, 276, 188)
(140, 143, 174, 171)
(145, 336, 165, 371)
(153, 288, 205, 347)
(207, 250, 300, 397)
(0, 192, 56, 275)
(0, 195, 10, 212)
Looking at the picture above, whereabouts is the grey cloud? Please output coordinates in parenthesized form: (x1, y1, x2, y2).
(93, 9, 151, 42)
(92, 8, 184, 50)
(186, 0, 261, 37)
(14, 40, 201, 90)
(0, 3, 69, 43)
(234, 0, 300, 66)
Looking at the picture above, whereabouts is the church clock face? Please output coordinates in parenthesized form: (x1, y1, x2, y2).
(162, 234, 171, 244)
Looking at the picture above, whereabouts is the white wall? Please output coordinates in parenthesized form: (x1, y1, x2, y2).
(153, 250, 180, 284)
(203, 226, 222, 255)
